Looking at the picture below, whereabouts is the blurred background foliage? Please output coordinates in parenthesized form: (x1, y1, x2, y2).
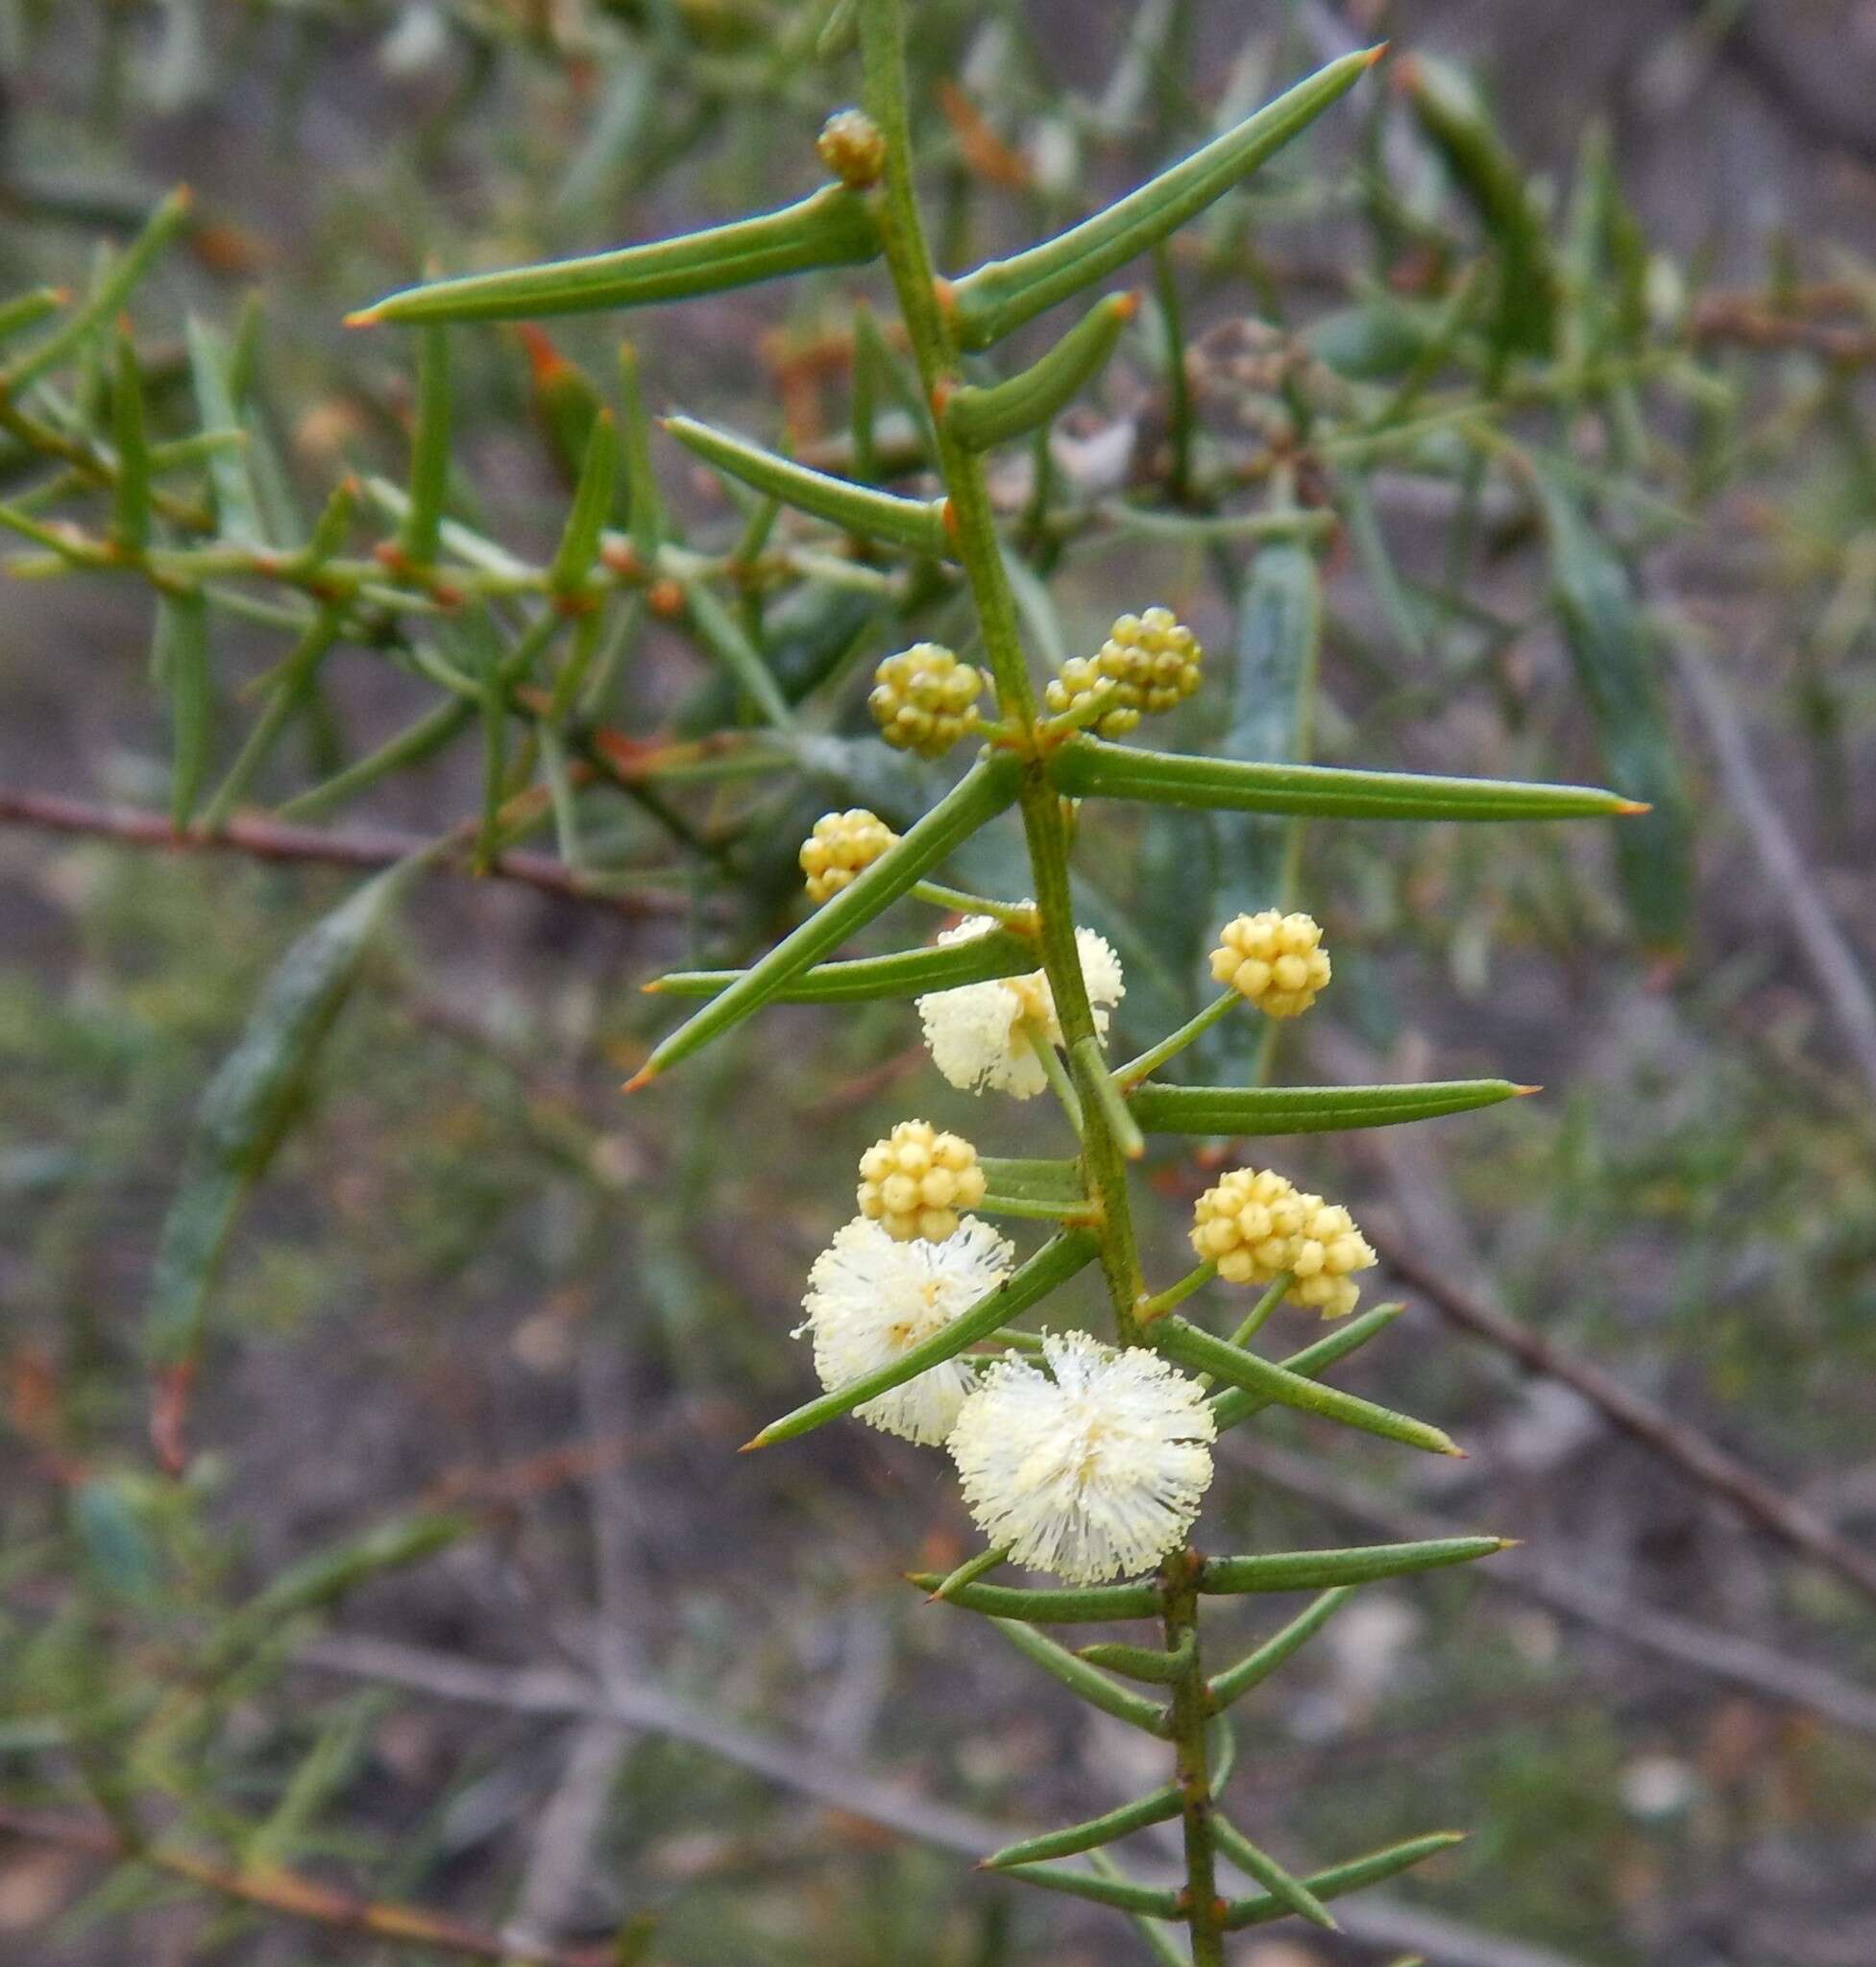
(1, 3, 1874, 1964)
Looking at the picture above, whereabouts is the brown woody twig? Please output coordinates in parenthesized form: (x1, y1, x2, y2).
(0, 1803, 617, 1967)
(0, 787, 688, 919)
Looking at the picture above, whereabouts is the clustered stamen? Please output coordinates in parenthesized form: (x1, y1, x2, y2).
(948, 1331, 1218, 1584)
(1044, 606, 1203, 738)
(1209, 909, 1331, 1019)
(799, 808, 899, 904)
(1190, 1167, 1376, 1320)
(795, 1216, 1013, 1445)
(868, 644, 985, 757)
(916, 914, 1124, 1098)
(857, 1119, 987, 1243)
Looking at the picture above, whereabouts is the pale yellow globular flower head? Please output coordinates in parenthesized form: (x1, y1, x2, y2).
(947, 1330, 1217, 1584)
(799, 808, 899, 906)
(915, 913, 1124, 1099)
(795, 1215, 1014, 1445)
(868, 644, 985, 758)
(1209, 910, 1330, 1019)
(1190, 1167, 1376, 1320)
(857, 1119, 987, 1244)
(1044, 605, 1204, 739)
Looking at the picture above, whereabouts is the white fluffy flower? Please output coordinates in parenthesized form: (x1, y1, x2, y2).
(916, 915, 1125, 1098)
(794, 1215, 1014, 1444)
(948, 1330, 1216, 1583)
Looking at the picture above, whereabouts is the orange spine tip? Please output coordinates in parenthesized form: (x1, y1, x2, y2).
(736, 1436, 766, 1453)
(1495, 1538, 1524, 1551)
(1112, 289, 1143, 321)
(1441, 1443, 1469, 1459)
(1616, 798, 1653, 814)
(621, 1065, 657, 1093)
(1363, 41, 1391, 67)
(342, 307, 380, 329)
(1513, 1082, 1544, 1097)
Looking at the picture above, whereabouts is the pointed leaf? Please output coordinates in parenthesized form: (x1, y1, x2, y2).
(1212, 1303, 1403, 1430)
(634, 753, 1023, 1083)
(146, 856, 426, 1367)
(110, 328, 152, 554)
(1049, 735, 1638, 821)
(905, 1574, 1161, 1624)
(397, 325, 451, 567)
(949, 50, 1378, 349)
(548, 408, 619, 595)
(350, 184, 880, 326)
(983, 1788, 1182, 1871)
(943, 291, 1138, 449)
(1400, 56, 1556, 358)
(157, 589, 211, 830)
(1532, 467, 1692, 953)
(678, 575, 795, 728)
(746, 1229, 1097, 1448)
(990, 1862, 1181, 1917)
(1075, 1639, 1189, 1686)
(1128, 1079, 1527, 1136)
(7, 185, 191, 388)
(1155, 1319, 1461, 1456)
(185, 316, 266, 547)
(1198, 1540, 1507, 1596)
(1211, 535, 1322, 929)
(649, 927, 1036, 1002)
(1222, 1833, 1464, 1931)
(988, 1620, 1168, 1735)
(205, 1513, 468, 1671)
(1206, 1587, 1358, 1711)
(666, 414, 950, 557)
(1212, 1818, 1335, 1930)
(0, 288, 68, 345)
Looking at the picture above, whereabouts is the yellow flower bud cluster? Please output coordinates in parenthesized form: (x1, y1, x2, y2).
(1190, 1168, 1376, 1320)
(1044, 606, 1203, 738)
(868, 644, 985, 757)
(1209, 910, 1330, 1019)
(799, 808, 899, 905)
(858, 1120, 988, 1244)
(816, 109, 887, 189)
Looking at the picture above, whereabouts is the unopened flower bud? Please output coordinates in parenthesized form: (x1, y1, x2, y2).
(817, 109, 887, 189)
(1044, 604, 1203, 738)
(1191, 1167, 1376, 1320)
(1209, 910, 1330, 1019)
(869, 644, 985, 757)
(858, 1119, 987, 1243)
(800, 808, 899, 905)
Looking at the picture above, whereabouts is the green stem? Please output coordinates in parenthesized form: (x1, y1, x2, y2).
(1026, 1025, 1084, 1137)
(1114, 988, 1239, 1088)
(911, 880, 1036, 929)
(1138, 1260, 1215, 1324)
(858, 4, 1209, 1950)
(1161, 1550, 1226, 1966)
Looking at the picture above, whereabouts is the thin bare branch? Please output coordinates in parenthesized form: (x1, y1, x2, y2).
(1226, 1439, 1876, 1740)
(1371, 1226, 1876, 1608)
(1668, 634, 1876, 1105)
(0, 786, 690, 920)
